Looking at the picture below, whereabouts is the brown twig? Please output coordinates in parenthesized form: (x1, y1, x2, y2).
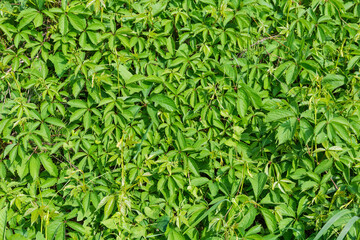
(325, 170, 339, 190)
(27, 146, 38, 161)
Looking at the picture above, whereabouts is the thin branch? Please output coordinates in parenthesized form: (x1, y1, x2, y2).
(237, 34, 282, 58)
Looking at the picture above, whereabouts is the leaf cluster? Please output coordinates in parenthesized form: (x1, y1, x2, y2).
(1, 0, 360, 239)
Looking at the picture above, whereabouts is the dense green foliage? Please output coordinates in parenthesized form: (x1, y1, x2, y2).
(1, 0, 360, 239)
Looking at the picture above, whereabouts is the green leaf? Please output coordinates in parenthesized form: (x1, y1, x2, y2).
(347, 56, 360, 70)
(314, 159, 333, 174)
(237, 88, 249, 118)
(39, 153, 58, 177)
(67, 13, 86, 31)
(0, 205, 7, 240)
(126, 74, 145, 84)
(83, 111, 91, 130)
(286, 63, 297, 85)
(166, 37, 175, 55)
(33, 13, 43, 28)
(70, 109, 87, 122)
(144, 207, 159, 219)
(151, 0, 168, 16)
(147, 104, 159, 126)
(0, 119, 10, 135)
(241, 84, 262, 108)
(35, 232, 46, 240)
(18, 11, 37, 30)
(150, 94, 177, 112)
(192, 177, 209, 187)
(61, 0, 67, 11)
(49, 53, 68, 77)
(297, 196, 308, 217)
(183, 199, 230, 234)
(238, 206, 257, 229)
(66, 221, 86, 235)
(103, 195, 115, 220)
(199, 0, 216, 6)
(331, 122, 351, 143)
(322, 74, 345, 91)
(167, 227, 185, 240)
(68, 99, 88, 108)
(299, 118, 314, 144)
(45, 117, 65, 128)
(276, 117, 297, 144)
(260, 208, 277, 233)
(101, 219, 117, 230)
(47, 220, 65, 240)
(58, 14, 68, 35)
(301, 181, 318, 192)
(156, 216, 170, 232)
(177, 130, 186, 149)
(1, 1, 359, 238)
(3, 143, 16, 158)
(249, 173, 267, 201)
(117, 64, 133, 81)
(300, 60, 320, 73)
(29, 156, 40, 180)
(265, 109, 295, 122)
